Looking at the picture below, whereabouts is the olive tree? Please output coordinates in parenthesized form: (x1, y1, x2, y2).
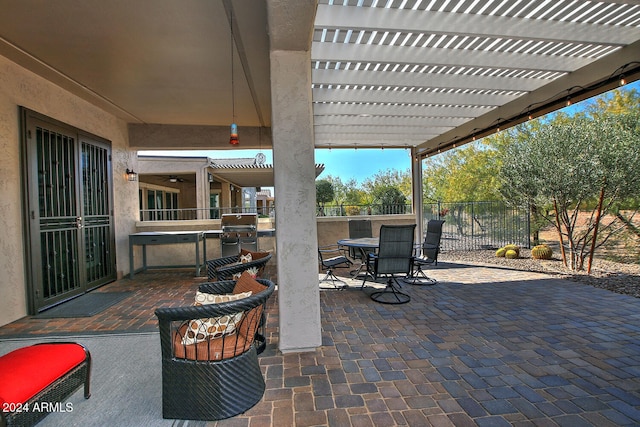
(498, 112, 640, 271)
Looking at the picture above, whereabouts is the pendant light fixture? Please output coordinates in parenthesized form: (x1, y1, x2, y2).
(229, 6, 239, 145)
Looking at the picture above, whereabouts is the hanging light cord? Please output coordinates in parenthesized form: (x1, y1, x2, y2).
(230, 10, 235, 123)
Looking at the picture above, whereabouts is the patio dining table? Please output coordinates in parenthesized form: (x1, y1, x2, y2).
(337, 237, 379, 280)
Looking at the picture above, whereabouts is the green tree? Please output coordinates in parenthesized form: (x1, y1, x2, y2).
(371, 186, 407, 215)
(498, 112, 640, 271)
(423, 142, 501, 202)
(422, 141, 502, 234)
(322, 175, 346, 205)
(585, 87, 639, 117)
(361, 169, 411, 214)
(342, 178, 369, 215)
(315, 179, 334, 216)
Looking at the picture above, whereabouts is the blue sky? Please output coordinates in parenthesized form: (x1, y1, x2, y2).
(139, 147, 412, 185)
(140, 81, 638, 185)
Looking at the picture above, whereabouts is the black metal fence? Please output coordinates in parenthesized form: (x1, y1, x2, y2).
(316, 200, 530, 250)
(139, 206, 273, 221)
(316, 203, 410, 217)
(139, 200, 530, 251)
(423, 201, 530, 251)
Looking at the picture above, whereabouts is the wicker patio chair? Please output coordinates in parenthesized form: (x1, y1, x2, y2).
(206, 249, 272, 281)
(206, 249, 272, 354)
(155, 274, 275, 421)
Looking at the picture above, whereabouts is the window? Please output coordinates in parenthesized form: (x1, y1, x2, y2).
(210, 193, 220, 219)
(139, 185, 180, 221)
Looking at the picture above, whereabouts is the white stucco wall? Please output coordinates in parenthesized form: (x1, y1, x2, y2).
(0, 55, 137, 326)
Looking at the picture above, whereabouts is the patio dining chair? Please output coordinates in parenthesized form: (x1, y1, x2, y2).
(346, 219, 373, 257)
(363, 224, 416, 304)
(318, 245, 352, 289)
(344, 219, 376, 276)
(406, 219, 445, 286)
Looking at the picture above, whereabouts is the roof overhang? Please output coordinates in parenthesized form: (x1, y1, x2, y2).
(209, 163, 326, 188)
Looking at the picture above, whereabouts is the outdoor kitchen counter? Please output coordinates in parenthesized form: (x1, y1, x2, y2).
(129, 231, 205, 278)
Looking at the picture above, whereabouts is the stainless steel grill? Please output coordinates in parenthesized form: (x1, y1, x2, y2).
(221, 214, 258, 256)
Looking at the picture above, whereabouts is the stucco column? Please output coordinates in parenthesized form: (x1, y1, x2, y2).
(196, 167, 208, 219)
(271, 49, 321, 353)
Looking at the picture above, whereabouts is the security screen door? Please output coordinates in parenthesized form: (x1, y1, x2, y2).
(23, 109, 116, 312)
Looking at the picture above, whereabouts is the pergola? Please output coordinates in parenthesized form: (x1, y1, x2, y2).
(1, 0, 638, 351)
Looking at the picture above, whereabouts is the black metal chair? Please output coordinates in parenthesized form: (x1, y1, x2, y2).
(345, 219, 375, 276)
(347, 219, 372, 256)
(318, 245, 352, 289)
(155, 275, 275, 421)
(363, 224, 416, 304)
(406, 219, 445, 286)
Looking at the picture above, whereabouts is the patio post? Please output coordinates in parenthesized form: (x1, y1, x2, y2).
(268, 1, 321, 353)
(412, 148, 424, 242)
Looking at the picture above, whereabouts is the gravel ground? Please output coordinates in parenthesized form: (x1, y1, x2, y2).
(438, 249, 640, 298)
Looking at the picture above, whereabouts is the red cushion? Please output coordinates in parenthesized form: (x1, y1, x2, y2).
(0, 343, 87, 405)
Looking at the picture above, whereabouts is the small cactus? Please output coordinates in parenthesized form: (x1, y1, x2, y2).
(531, 244, 553, 260)
(503, 244, 520, 256)
(505, 249, 519, 259)
(497, 244, 520, 258)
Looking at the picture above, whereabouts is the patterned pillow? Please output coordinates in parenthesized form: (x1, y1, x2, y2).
(233, 266, 259, 280)
(181, 291, 252, 345)
(240, 253, 252, 263)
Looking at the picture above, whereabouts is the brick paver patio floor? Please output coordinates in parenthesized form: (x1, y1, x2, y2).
(1, 262, 639, 426)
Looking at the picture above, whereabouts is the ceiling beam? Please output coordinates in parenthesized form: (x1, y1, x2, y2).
(312, 42, 595, 72)
(312, 68, 550, 92)
(314, 115, 466, 126)
(313, 103, 493, 118)
(312, 88, 519, 106)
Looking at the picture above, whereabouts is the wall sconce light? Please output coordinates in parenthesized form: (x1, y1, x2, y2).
(208, 173, 214, 183)
(126, 168, 138, 182)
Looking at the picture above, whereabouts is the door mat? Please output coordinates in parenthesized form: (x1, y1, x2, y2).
(34, 292, 132, 318)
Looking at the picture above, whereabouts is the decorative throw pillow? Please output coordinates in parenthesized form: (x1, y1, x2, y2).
(241, 249, 269, 260)
(232, 271, 267, 295)
(233, 266, 259, 280)
(181, 291, 252, 345)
